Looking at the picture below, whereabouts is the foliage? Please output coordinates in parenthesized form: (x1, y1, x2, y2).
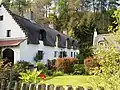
(14, 60, 31, 73)
(84, 56, 100, 74)
(90, 7, 120, 90)
(47, 70, 53, 76)
(36, 62, 48, 74)
(53, 71, 64, 76)
(55, 57, 78, 74)
(47, 59, 56, 70)
(31, 0, 52, 24)
(0, 59, 12, 81)
(91, 48, 120, 90)
(76, 53, 84, 64)
(73, 64, 85, 75)
(19, 69, 42, 83)
(13, 61, 32, 81)
(48, 0, 118, 57)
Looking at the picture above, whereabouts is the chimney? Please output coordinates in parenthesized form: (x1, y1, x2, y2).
(23, 8, 34, 21)
(93, 28, 97, 46)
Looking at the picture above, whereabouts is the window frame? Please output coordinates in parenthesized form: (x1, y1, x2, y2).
(0, 15, 3, 21)
(6, 30, 11, 37)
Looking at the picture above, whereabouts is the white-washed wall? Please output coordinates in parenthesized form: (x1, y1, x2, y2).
(20, 40, 79, 64)
(0, 5, 25, 38)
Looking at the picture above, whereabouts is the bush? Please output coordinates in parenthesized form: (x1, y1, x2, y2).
(47, 59, 56, 70)
(55, 57, 78, 74)
(84, 56, 100, 74)
(76, 54, 84, 64)
(73, 64, 85, 75)
(19, 69, 42, 83)
(91, 48, 120, 89)
(0, 59, 12, 81)
(47, 70, 53, 76)
(53, 71, 64, 76)
(13, 60, 32, 81)
(36, 62, 48, 75)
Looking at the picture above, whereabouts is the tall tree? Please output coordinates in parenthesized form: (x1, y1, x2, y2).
(31, 0, 52, 24)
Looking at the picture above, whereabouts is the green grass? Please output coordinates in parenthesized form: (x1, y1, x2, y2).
(41, 75, 94, 88)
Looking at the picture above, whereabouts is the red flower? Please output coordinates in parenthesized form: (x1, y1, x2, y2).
(39, 74, 46, 80)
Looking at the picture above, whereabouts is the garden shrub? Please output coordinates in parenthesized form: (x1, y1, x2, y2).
(47, 70, 53, 76)
(47, 59, 56, 70)
(53, 71, 64, 76)
(0, 59, 12, 81)
(76, 53, 84, 64)
(55, 57, 78, 74)
(84, 56, 100, 74)
(13, 60, 32, 81)
(19, 69, 42, 83)
(14, 60, 32, 73)
(36, 61, 48, 74)
(73, 64, 85, 75)
(91, 48, 120, 90)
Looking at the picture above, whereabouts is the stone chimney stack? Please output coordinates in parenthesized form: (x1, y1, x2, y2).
(93, 29, 97, 46)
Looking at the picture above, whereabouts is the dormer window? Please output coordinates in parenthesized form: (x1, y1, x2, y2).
(6, 30, 11, 37)
(56, 35, 60, 47)
(98, 41, 105, 47)
(39, 30, 45, 41)
(72, 40, 75, 49)
(0, 15, 3, 21)
(66, 38, 69, 48)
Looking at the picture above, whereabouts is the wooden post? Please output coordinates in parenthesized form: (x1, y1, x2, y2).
(75, 86, 84, 90)
(29, 83, 35, 90)
(55, 85, 65, 90)
(36, 84, 46, 90)
(66, 85, 73, 90)
(14, 81, 19, 90)
(26, 83, 30, 90)
(21, 83, 27, 90)
(47, 84, 54, 90)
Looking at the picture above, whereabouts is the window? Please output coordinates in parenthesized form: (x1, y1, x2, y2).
(72, 40, 75, 49)
(63, 51, 67, 57)
(66, 39, 69, 48)
(54, 51, 57, 57)
(38, 51, 43, 55)
(59, 51, 62, 58)
(6, 30, 11, 37)
(37, 50, 43, 59)
(34, 50, 43, 61)
(0, 15, 3, 21)
(39, 31, 44, 41)
(71, 52, 73, 57)
(74, 52, 76, 58)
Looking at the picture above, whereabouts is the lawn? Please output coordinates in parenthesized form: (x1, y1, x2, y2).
(42, 75, 94, 89)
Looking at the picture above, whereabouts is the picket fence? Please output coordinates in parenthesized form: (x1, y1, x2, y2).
(0, 79, 104, 90)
